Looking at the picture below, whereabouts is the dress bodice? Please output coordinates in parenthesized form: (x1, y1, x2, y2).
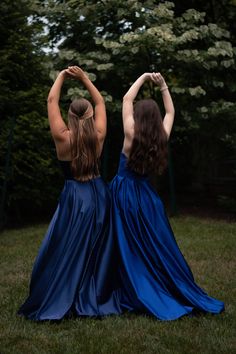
(59, 161, 74, 180)
(59, 160, 101, 181)
(117, 152, 148, 180)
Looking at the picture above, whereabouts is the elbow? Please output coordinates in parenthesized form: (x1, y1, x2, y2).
(123, 93, 131, 102)
(95, 96, 105, 105)
(167, 108, 175, 117)
(47, 92, 58, 104)
(95, 99, 105, 109)
(99, 96, 105, 104)
(47, 95, 54, 104)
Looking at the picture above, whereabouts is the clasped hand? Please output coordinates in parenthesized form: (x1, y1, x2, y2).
(144, 72, 166, 88)
(59, 66, 87, 81)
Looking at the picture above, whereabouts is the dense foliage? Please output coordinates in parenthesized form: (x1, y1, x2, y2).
(0, 0, 63, 225)
(39, 0, 236, 206)
(1, 0, 235, 225)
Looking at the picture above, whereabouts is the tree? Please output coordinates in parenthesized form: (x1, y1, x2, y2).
(38, 1, 236, 200)
(2, 0, 234, 224)
(0, 0, 61, 225)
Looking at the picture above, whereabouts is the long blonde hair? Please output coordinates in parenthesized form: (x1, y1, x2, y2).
(68, 98, 99, 181)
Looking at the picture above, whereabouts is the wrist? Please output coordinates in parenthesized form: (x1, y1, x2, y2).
(143, 73, 150, 81)
(160, 84, 168, 92)
(81, 75, 89, 82)
(78, 73, 89, 83)
(58, 71, 66, 80)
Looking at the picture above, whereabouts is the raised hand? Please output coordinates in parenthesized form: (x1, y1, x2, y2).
(151, 72, 167, 90)
(66, 66, 88, 81)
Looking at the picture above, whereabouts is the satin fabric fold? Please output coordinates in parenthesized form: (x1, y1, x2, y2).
(18, 162, 121, 321)
(110, 152, 224, 320)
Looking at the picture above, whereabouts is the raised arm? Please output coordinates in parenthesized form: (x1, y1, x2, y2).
(47, 70, 70, 144)
(151, 73, 175, 139)
(122, 73, 150, 141)
(67, 66, 106, 143)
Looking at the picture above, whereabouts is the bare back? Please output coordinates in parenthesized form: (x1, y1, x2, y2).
(55, 130, 104, 162)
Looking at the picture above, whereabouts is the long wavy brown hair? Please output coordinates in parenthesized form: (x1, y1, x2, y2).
(68, 98, 99, 181)
(127, 98, 168, 175)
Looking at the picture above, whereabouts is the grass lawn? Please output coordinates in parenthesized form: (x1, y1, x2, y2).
(0, 216, 235, 354)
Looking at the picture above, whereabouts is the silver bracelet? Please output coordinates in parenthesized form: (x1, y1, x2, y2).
(160, 86, 169, 92)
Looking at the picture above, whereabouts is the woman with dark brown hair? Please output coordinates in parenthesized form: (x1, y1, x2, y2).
(18, 66, 121, 320)
(110, 72, 224, 320)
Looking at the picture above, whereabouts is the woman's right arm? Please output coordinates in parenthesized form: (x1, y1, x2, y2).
(67, 66, 106, 144)
(47, 70, 70, 144)
(122, 73, 150, 142)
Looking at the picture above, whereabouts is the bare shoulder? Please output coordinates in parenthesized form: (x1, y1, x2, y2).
(54, 130, 72, 160)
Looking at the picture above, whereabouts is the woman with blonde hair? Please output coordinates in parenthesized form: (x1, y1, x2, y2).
(110, 72, 224, 320)
(18, 66, 121, 320)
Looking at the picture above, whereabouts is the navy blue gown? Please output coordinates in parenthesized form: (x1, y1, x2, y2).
(18, 161, 121, 321)
(110, 152, 224, 321)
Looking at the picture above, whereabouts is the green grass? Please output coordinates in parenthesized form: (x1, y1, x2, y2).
(0, 216, 235, 354)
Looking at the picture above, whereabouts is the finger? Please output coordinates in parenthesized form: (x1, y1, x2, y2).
(151, 73, 156, 80)
(153, 73, 159, 82)
(151, 76, 157, 83)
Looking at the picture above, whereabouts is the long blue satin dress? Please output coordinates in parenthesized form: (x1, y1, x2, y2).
(18, 161, 121, 321)
(110, 152, 224, 321)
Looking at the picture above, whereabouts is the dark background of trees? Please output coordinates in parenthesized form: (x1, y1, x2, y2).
(0, 0, 236, 227)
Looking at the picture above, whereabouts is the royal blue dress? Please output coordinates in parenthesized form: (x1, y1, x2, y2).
(110, 152, 224, 321)
(18, 161, 121, 321)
